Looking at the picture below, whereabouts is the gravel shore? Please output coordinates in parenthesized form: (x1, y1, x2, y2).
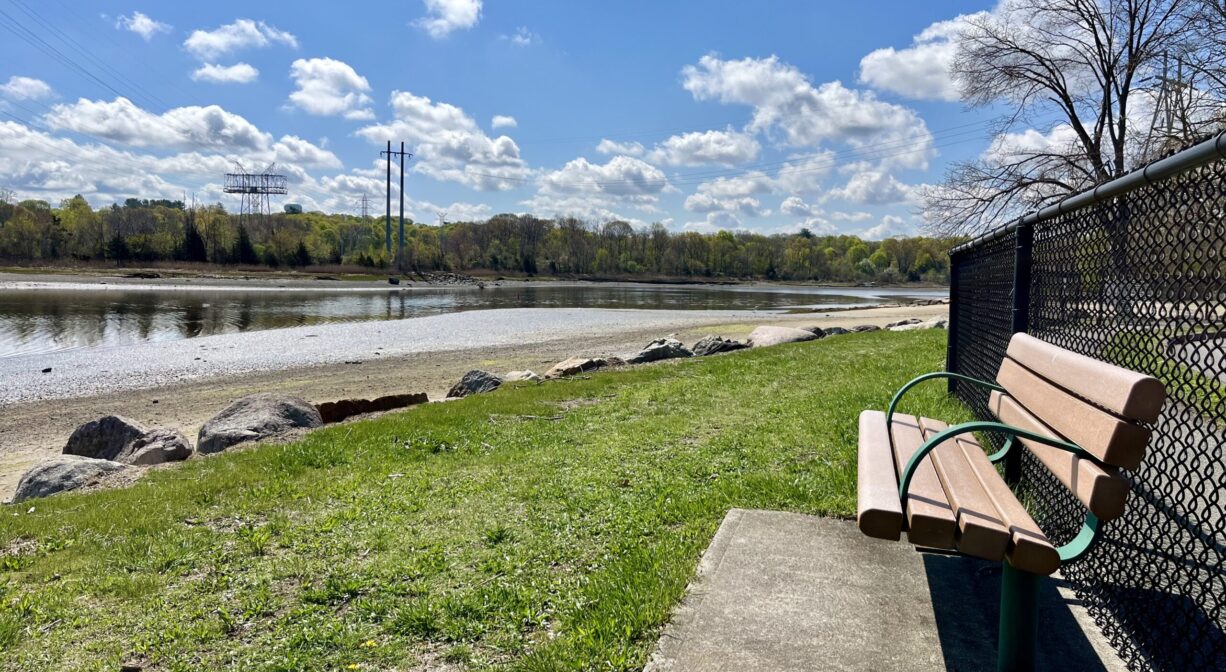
(0, 303, 947, 500)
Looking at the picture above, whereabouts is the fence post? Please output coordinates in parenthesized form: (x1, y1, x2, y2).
(1005, 220, 1034, 485)
(945, 251, 961, 395)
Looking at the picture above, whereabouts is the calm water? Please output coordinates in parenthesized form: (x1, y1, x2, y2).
(0, 283, 944, 357)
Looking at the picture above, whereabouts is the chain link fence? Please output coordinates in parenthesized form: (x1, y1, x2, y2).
(947, 133, 1226, 671)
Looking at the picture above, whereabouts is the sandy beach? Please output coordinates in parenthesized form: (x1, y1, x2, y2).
(0, 283, 946, 500)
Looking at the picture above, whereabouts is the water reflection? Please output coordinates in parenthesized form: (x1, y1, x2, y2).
(0, 284, 944, 357)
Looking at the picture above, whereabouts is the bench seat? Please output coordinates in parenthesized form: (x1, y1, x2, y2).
(858, 409, 1060, 575)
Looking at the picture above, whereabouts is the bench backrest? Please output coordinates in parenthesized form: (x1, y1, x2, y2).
(990, 334, 1166, 521)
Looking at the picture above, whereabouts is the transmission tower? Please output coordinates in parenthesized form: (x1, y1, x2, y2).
(223, 161, 288, 231)
(355, 194, 370, 218)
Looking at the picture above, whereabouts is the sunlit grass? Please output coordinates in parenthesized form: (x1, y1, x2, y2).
(0, 330, 963, 671)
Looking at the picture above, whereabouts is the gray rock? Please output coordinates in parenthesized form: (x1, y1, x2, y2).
(851, 325, 881, 332)
(447, 370, 504, 398)
(64, 415, 148, 461)
(197, 393, 323, 454)
(14, 455, 129, 502)
(747, 326, 819, 348)
(628, 337, 693, 364)
(824, 327, 851, 336)
(544, 356, 613, 379)
(889, 322, 926, 332)
(124, 428, 194, 465)
(690, 335, 749, 357)
(924, 317, 948, 329)
(504, 370, 542, 382)
(885, 318, 923, 329)
(800, 326, 828, 338)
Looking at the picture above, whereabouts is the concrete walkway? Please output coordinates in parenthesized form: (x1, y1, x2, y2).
(646, 509, 1125, 672)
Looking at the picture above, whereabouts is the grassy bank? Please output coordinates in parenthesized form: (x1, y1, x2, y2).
(0, 331, 965, 671)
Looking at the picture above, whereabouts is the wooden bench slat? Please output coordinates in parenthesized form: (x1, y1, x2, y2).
(1005, 333, 1166, 423)
(918, 417, 1011, 561)
(997, 357, 1151, 469)
(989, 391, 1131, 520)
(857, 410, 903, 541)
(956, 436, 1062, 576)
(889, 413, 957, 549)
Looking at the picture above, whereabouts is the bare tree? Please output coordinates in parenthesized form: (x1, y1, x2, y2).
(923, 0, 1226, 235)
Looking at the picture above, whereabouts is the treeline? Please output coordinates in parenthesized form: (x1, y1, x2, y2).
(0, 195, 955, 283)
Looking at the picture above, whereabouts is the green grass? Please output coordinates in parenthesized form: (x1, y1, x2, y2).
(0, 331, 965, 671)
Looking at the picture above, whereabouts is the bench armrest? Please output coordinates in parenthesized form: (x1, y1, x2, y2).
(885, 372, 1005, 427)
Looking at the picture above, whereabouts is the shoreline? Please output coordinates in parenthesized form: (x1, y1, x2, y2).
(0, 302, 947, 500)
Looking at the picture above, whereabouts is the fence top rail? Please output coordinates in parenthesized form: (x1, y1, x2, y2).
(950, 130, 1226, 256)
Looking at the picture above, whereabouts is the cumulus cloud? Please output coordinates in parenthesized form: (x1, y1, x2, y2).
(831, 211, 873, 222)
(860, 214, 914, 240)
(826, 170, 917, 205)
(780, 196, 820, 217)
(681, 54, 934, 169)
(0, 76, 53, 101)
(596, 139, 645, 156)
(539, 156, 667, 199)
(116, 12, 171, 41)
(505, 27, 538, 46)
(183, 19, 297, 60)
(43, 97, 270, 150)
(415, 0, 482, 39)
(287, 58, 374, 120)
(858, 15, 985, 101)
(684, 211, 745, 233)
(775, 151, 836, 195)
(647, 128, 760, 166)
(693, 171, 774, 199)
(191, 62, 259, 84)
(272, 135, 342, 168)
(491, 115, 517, 129)
(357, 90, 531, 191)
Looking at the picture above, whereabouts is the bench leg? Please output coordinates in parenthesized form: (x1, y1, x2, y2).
(997, 560, 1038, 672)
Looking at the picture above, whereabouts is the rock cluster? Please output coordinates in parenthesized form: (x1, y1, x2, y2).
(690, 335, 748, 356)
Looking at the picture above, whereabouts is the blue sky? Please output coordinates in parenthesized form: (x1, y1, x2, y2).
(0, 0, 1000, 238)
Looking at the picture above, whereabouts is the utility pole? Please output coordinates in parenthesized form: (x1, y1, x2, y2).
(383, 141, 391, 254)
(379, 141, 413, 269)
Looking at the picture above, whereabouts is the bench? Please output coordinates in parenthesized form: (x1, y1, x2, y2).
(857, 333, 1166, 672)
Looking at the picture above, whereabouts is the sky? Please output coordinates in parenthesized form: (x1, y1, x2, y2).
(0, 0, 1004, 239)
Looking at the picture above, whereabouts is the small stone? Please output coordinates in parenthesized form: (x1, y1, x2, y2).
(41, 367, 52, 373)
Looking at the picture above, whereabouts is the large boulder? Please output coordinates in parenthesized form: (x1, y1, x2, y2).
(690, 335, 749, 357)
(885, 318, 923, 329)
(824, 326, 851, 336)
(197, 393, 323, 454)
(504, 370, 542, 382)
(851, 325, 881, 333)
(628, 338, 693, 364)
(800, 326, 828, 338)
(64, 415, 192, 465)
(63, 415, 147, 461)
(924, 317, 948, 329)
(544, 356, 619, 379)
(447, 370, 503, 398)
(14, 456, 129, 502)
(124, 429, 194, 465)
(747, 326, 819, 348)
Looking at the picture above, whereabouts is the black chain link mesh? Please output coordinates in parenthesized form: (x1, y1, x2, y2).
(948, 151, 1226, 671)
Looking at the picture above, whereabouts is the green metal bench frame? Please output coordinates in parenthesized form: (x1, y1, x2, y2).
(886, 371, 1105, 672)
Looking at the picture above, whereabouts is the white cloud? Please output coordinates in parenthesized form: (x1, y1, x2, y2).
(860, 214, 914, 240)
(183, 19, 297, 61)
(693, 171, 774, 199)
(858, 15, 984, 102)
(596, 139, 645, 156)
(418, 200, 493, 222)
(415, 0, 482, 39)
(191, 62, 259, 84)
(647, 128, 760, 166)
(780, 196, 820, 217)
(983, 124, 1080, 165)
(775, 151, 836, 195)
(684, 211, 744, 233)
(826, 170, 916, 205)
(43, 97, 270, 150)
(272, 135, 342, 168)
(831, 211, 873, 222)
(116, 12, 171, 41)
(681, 54, 934, 169)
(539, 156, 667, 199)
(357, 90, 531, 191)
(506, 27, 538, 46)
(491, 115, 517, 129)
(287, 58, 374, 120)
(0, 76, 53, 101)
